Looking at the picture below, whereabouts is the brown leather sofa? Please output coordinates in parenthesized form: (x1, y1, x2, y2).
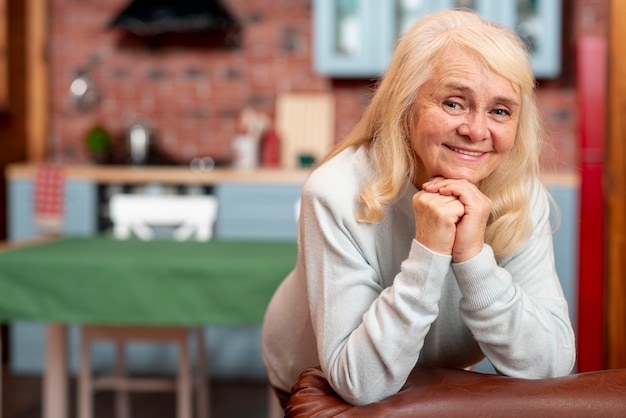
(285, 366, 626, 417)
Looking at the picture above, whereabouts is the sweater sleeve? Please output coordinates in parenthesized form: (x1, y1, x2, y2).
(300, 180, 452, 406)
(452, 186, 576, 378)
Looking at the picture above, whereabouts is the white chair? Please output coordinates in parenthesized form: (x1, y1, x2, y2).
(78, 193, 219, 418)
(109, 194, 218, 242)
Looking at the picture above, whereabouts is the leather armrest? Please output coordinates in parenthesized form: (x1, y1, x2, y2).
(286, 366, 626, 417)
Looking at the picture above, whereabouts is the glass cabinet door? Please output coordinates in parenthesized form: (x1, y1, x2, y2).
(494, 0, 563, 78)
(314, 0, 382, 77)
(382, 0, 456, 67)
(475, 0, 562, 78)
(393, 0, 459, 38)
(334, 0, 361, 57)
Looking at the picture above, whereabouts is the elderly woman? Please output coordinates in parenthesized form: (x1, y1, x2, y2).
(262, 9, 575, 408)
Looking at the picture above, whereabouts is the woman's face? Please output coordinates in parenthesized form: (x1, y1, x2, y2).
(411, 47, 521, 186)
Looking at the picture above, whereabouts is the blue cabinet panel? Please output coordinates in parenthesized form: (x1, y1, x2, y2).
(8, 179, 97, 241)
(64, 180, 98, 236)
(549, 185, 579, 331)
(215, 183, 301, 240)
(8, 179, 37, 241)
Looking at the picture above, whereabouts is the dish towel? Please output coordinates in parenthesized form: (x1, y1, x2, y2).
(33, 164, 65, 234)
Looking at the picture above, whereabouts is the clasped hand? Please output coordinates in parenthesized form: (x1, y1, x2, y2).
(412, 177, 492, 263)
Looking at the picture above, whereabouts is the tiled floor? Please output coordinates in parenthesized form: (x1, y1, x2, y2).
(1, 370, 272, 418)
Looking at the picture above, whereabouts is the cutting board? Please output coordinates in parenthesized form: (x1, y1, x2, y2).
(276, 93, 335, 169)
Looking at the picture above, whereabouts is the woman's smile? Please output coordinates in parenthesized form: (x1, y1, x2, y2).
(445, 144, 490, 158)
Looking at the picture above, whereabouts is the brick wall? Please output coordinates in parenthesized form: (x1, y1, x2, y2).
(47, 0, 608, 172)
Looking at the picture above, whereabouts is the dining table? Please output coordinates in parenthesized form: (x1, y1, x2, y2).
(0, 236, 297, 418)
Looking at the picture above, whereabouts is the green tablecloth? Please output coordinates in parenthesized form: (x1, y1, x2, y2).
(0, 237, 297, 326)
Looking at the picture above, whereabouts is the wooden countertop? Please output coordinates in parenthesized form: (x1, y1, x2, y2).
(6, 163, 312, 185)
(5, 163, 579, 187)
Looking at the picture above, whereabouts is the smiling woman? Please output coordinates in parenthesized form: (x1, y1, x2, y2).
(261, 9, 575, 410)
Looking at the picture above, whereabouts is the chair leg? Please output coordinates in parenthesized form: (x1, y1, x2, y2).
(177, 335, 192, 418)
(195, 328, 209, 418)
(78, 330, 92, 418)
(114, 341, 130, 418)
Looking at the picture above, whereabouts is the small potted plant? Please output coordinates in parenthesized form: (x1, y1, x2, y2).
(85, 124, 113, 164)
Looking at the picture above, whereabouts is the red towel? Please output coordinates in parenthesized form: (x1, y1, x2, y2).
(33, 165, 65, 233)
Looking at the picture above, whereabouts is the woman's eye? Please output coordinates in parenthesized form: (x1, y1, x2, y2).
(492, 108, 511, 117)
(443, 100, 460, 109)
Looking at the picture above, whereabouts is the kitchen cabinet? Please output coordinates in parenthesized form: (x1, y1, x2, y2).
(6, 164, 308, 242)
(216, 183, 301, 240)
(8, 178, 97, 240)
(313, 0, 562, 79)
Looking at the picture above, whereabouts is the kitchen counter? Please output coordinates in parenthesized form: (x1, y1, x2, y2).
(6, 163, 312, 185)
(6, 162, 578, 186)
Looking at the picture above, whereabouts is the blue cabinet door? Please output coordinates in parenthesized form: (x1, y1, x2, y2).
(314, 0, 381, 77)
(7, 178, 97, 241)
(7, 179, 37, 241)
(215, 183, 302, 240)
(63, 180, 98, 236)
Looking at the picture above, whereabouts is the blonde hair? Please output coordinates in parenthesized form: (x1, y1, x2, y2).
(320, 9, 544, 259)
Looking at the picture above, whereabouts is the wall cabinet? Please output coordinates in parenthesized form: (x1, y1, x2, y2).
(313, 0, 562, 79)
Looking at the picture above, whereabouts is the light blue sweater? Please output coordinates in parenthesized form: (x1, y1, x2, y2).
(262, 145, 575, 405)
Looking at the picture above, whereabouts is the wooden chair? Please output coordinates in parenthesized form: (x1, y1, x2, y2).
(78, 326, 208, 418)
(77, 193, 219, 418)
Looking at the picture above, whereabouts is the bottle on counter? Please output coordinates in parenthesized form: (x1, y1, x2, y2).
(261, 128, 281, 168)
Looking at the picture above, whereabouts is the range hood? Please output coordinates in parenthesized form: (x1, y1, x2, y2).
(110, 0, 240, 47)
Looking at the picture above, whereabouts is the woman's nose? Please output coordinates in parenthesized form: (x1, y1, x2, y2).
(458, 112, 488, 141)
